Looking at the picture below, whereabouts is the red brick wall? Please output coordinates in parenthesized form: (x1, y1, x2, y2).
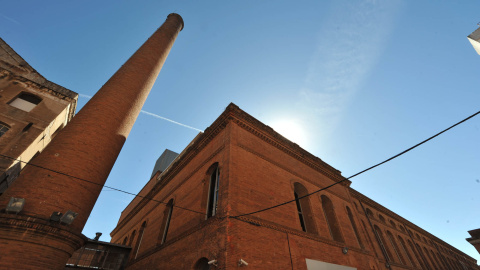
(111, 105, 479, 270)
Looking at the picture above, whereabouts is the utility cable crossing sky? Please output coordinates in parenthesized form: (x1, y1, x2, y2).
(1, 107, 479, 217)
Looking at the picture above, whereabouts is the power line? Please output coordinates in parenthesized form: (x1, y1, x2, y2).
(2, 108, 479, 219)
(0, 154, 204, 215)
(232, 109, 480, 218)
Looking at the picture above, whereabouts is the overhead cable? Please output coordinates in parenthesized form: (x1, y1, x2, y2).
(232, 109, 480, 218)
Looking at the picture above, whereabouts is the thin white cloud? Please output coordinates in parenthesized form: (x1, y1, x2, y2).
(0, 13, 21, 25)
(78, 93, 203, 132)
(299, 0, 402, 135)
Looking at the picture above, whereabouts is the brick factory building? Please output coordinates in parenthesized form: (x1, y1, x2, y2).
(111, 103, 479, 270)
(0, 38, 78, 194)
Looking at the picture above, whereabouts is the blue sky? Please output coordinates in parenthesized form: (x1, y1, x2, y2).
(2, 0, 479, 262)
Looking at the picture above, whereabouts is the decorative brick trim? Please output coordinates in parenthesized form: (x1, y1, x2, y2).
(0, 213, 85, 251)
(0, 68, 78, 101)
(129, 217, 222, 265)
(234, 215, 367, 255)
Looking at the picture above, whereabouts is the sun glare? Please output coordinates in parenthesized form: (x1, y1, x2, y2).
(270, 119, 308, 148)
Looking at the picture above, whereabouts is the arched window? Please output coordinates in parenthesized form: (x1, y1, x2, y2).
(399, 225, 405, 232)
(397, 236, 415, 267)
(321, 195, 343, 242)
(408, 239, 427, 270)
(206, 164, 220, 218)
(128, 230, 136, 246)
(346, 206, 363, 248)
(361, 220, 379, 257)
(416, 243, 432, 269)
(0, 123, 9, 137)
(424, 247, 438, 269)
(9, 92, 42, 112)
(293, 183, 317, 234)
(122, 236, 128, 245)
(194, 257, 210, 270)
(353, 202, 359, 211)
(389, 220, 396, 229)
(437, 252, 450, 269)
(378, 214, 386, 224)
(386, 230, 404, 264)
(373, 225, 394, 262)
(133, 221, 147, 259)
(159, 199, 174, 245)
(430, 250, 442, 269)
(365, 208, 374, 219)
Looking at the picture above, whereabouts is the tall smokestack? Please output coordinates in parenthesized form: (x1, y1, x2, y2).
(0, 13, 183, 270)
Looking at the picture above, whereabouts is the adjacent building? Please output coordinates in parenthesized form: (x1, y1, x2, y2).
(0, 38, 78, 194)
(468, 25, 480, 55)
(111, 103, 479, 270)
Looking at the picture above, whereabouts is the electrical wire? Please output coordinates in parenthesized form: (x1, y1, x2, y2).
(0, 153, 204, 215)
(232, 109, 480, 218)
(1, 109, 479, 219)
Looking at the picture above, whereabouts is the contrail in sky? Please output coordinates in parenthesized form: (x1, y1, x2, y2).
(140, 110, 204, 133)
(0, 13, 21, 25)
(78, 94, 204, 133)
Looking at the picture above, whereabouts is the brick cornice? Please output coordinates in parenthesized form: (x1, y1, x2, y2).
(225, 104, 346, 184)
(0, 68, 78, 121)
(234, 215, 368, 255)
(0, 68, 78, 101)
(0, 212, 86, 251)
(129, 217, 222, 266)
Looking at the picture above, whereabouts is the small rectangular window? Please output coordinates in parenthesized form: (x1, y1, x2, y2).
(9, 93, 42, 112)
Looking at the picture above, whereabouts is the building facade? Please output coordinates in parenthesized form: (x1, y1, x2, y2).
(0, 38, 78, 194)
(111, 103, 479, 270)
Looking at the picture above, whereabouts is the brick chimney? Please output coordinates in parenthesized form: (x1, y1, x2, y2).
(0, 13, 183, 270)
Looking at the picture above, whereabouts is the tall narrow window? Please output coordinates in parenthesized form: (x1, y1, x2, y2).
(128, 230, 136, 246)
(397, 236, 415, 267)
(373, 225, 394, 262)
(206, 165, 220, 218)
(0, 123, 9, 137)
(417, 244, 432, 269)
(408, 239, 427, 270)
(346, 206, 363, 248)
(159, 199, 174, 245)
(321, 195, 343, 242)
(361, 220, 379, 257)
(294, 191, 306, 232)
(9, 92, 42, 112)
(122, 236, 128, 245)
(424, 246, 437, 269)
(430, 250, 441, 270)
(293, 183, 317, 234)
(134, 221, 147, 259)
(386, 230, 404, 264)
